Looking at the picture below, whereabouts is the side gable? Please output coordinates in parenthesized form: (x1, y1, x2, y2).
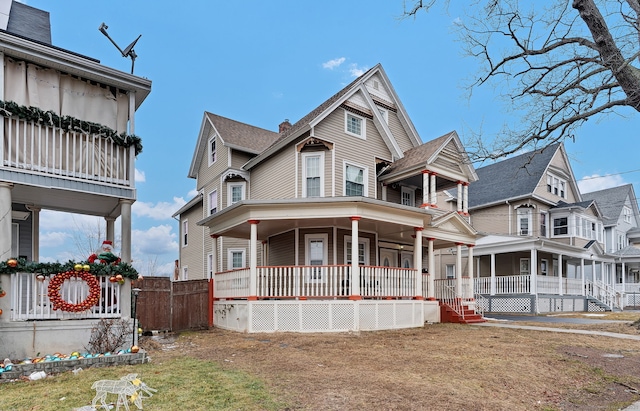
(429, 211, 478, 245)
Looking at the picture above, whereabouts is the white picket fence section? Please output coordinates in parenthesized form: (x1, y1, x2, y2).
(11, 272, 121, 320)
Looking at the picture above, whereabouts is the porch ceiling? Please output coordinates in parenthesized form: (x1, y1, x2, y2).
(198, 197, 476, 248)
(9, 181, 133, 218)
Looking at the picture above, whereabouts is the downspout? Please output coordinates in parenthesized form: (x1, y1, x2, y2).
(506, 200, 511, 235)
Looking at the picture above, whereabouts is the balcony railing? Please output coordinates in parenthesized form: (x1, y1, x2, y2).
(2, 117, 134, 186)
(214, 265, 419, 300)
(11, 272, 122, 320)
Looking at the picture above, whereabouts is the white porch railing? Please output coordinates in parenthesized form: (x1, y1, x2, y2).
(616, 283, 640, 293)
(433, 278, 472, 300)
(586, 280, 620, 310)
(2, 117, 134, 186)
(214, 265, 418, 299)
(11, 272, 121, 320)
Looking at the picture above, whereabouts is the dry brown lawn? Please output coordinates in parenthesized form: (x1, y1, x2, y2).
(142, 312, 640, 411)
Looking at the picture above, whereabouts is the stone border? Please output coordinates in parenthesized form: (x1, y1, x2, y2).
(0, 351, 147, 380)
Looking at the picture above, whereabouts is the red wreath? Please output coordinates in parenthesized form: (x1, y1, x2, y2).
(47, 271, 101, 312)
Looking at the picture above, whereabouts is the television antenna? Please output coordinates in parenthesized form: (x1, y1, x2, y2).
(98, 22, 141, 74)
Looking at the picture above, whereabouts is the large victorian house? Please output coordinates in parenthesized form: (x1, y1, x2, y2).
(0, 1, 151, 358)
(174, 64, 483, 333)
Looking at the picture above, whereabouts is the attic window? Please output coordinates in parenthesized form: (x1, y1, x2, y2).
(345, 111, 365, 139)
(546, 174, 566, 199)
(208, 135, 217, 166)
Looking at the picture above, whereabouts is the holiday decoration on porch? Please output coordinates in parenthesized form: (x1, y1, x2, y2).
(47, 268, 101, 313)
(91, 373, 157, 411)
(89, 240, 122, 265)
(0, 258, 139, 280)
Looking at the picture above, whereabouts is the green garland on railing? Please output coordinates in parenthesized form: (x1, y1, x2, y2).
(0, 100, 143, 156)
(0, 258, 139, 280)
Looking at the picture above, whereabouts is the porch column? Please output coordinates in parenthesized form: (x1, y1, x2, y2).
(0, 182, 12, 261)
(580, 259, 585, 296)
(119, 199, 133, 263)
(26, 205, 40, 262)
(248, 220, 260, 300)
(467, 244, 474, 299)
(558, 254, 563, 296)
(456, 182, 463, 214)
(350, 217, 361, 299)
(413, 227, 424, 299)
(105, 217, 116, 244)
(430, 173, 437, 207)
(210, 234, 219, 278)
(455, 242, 463, 298)
(490, 253, 496, 296)
(421, 170, 429, 207)
(427, 238, 435, 300)
(530, 248, 537, 295)
(622, 261, 626, 292)
(463, 183, 469, 214)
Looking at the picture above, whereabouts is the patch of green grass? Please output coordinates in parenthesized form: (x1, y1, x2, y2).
(0, 357, 288, 411)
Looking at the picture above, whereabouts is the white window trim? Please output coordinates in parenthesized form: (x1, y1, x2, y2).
(227, 181, 246, 206)
(401, 186, 415, 207)
(208, 135, 217, 166)
(552, 215, 569, 237)
(302, 152, 325, 198)
(208, 190, 218, 216)
(182, 219, 188, 247)
(623, 206, 632, 223)
(344, 110, 366, 139)
(377, 107, 388, 124)
(517, 207, 532, 236)
(445, 264, 455, 279)
(540, 211, 548, 238)
(540, 259, 548, 276)
(520, 258, 530, 276)
(227, 248, 246, 271)
(401, 251, 413, 269)
(305, 233, 328, 283)
(343, 161, 368, 197)
(207, 253, 214, 279)
(344, 235, 370, 265)
(547, 173, 567, 199)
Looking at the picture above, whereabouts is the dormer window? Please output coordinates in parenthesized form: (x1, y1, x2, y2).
(208, 135, 217, 166)
(345, 111, 365, 138)
(624, 206, 631, 223)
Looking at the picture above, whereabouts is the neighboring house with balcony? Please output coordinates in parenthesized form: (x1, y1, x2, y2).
(582, 184, 640, 307)
(174, 63, 482, 333)
(467, 143, 623, 313)
(0, 1, 151, 358)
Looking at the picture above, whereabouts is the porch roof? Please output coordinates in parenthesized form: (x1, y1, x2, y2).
(198, 196, 477, 248)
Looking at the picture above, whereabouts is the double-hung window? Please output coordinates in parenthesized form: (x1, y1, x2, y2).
(208, 135, 217, 165)
(345, 163, 366, 196)
(517, 207, 532, 236)
(547, 174, 567, 199)
(345, 236, 369, 265)
(227, 249, 246, 270)
(624, 206, 632, 223)
(209, 190, 218, 215)
(540, 212, 548, 237)
(302, 152, 324, 197)
(182, 220, 188, 246)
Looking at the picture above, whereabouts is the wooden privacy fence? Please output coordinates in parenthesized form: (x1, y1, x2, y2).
(133, 277, 210, 332)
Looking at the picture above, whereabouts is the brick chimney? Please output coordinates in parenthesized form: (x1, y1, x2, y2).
(278, 119, 292, 133)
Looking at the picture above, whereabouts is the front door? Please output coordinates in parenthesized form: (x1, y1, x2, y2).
(380, 248, 398, 267)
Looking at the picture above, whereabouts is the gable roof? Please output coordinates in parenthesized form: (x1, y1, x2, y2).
(468, 143, 561, 209)
(188, 112, 279, 179)
(379, 130, 478, 183)
(581, 184, 638, 226)
(243, 63, 423, 170)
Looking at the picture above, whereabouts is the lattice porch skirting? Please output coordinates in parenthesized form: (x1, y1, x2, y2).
(478, 295, 589, 314)
(213, 300, 426, 333)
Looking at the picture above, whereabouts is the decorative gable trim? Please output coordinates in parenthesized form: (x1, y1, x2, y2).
(296, 136, 334, 152)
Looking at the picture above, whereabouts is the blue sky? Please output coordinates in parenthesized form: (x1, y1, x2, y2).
(26, 1, 640, 276)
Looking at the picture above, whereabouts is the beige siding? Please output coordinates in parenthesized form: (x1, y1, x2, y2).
(534, 149, 578, 204)
(220, 237, 252, 271)
(269, 231, 296, 266)
(231, 149, 254, 170)
(179, 205, 206, 280)
(314, 109, 393, 199)
(387, 110, 415, 154)
(251, 144, 297, 199)
(196, 132, 228, 192)
(471, 203, 511, 235)
(298, 146, 332, 198)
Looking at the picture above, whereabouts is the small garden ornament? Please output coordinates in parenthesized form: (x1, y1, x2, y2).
(91, 373, 156, 410)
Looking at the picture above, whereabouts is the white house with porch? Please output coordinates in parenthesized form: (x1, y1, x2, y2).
(0, 1, 151, 359)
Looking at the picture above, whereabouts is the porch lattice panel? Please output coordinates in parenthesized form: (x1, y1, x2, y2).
(489, 297, 532, 313)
